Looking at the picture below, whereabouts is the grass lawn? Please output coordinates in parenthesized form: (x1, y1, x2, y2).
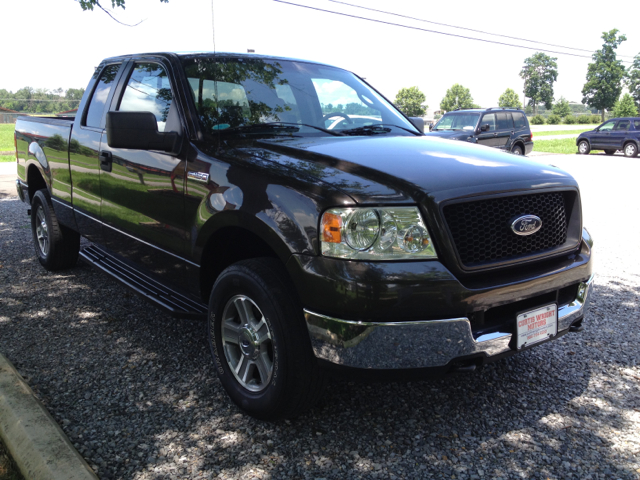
(534, 129, 590, 136)
(0, 124, 16, 162)
(533, 138, 580, 154)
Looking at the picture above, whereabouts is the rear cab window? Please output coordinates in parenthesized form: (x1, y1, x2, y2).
(512, 112, 527, 129)
(84, 64, 121, 128)
(614, 120, 630, 131)
(496, 113, 514, 130)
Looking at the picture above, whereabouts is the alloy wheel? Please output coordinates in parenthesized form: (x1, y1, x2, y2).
(35, 205, 49, 256)
(221, 295, 273, 392)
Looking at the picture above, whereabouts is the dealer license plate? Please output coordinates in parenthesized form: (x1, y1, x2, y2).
(516, 304, 558, 349)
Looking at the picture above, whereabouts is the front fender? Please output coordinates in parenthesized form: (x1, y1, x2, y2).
(191, 184, 322, 264)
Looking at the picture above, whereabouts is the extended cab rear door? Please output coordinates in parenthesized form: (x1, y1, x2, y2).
(98, 58, 190, 284)
(70, 62, 126, 242)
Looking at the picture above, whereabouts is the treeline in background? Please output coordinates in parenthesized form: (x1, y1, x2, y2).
(0, 87, 85, 114)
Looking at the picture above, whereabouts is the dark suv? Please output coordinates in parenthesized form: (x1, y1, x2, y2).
(426, 108, 533, 155)
(576, 117, 640, 157)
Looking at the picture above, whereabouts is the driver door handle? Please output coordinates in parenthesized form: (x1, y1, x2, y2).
(99, 151, 112, 172)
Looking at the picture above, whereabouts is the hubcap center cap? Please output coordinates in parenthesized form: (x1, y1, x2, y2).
(238, 325, 260, 358)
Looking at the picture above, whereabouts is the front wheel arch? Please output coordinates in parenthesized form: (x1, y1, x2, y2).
(207, 257, 326, 419)
(199, 226, 281, 303)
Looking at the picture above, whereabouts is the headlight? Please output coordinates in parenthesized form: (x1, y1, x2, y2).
(320, 207, 437, 260)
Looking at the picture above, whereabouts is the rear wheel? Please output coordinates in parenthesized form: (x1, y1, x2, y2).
(511, 144, 524, 155)
(30, 189, 80, 271)
(207, 258, 326, 420)
(577, 140, 590, 155)
(624, 143, 638, 157)
(604, 149, 616, 155)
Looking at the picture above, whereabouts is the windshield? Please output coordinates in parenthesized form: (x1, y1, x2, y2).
(181, 55, 418, 137)
(433, 113, 480, 131)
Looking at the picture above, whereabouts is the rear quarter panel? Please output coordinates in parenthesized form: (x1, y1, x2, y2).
(15, 116, 74, 203)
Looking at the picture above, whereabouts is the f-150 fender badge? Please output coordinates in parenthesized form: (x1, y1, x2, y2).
(511, 215, 542, 236)
(187, 171, 210, 182)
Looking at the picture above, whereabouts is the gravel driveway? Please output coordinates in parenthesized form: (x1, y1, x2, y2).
(1, 154, 639, 480)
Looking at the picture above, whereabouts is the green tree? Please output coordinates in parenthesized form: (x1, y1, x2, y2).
(78, 0, 168, 25)
(440, 84, 478, 112)
(78, 0, 168, 11)
(582, 29, 627, 122)
(612, 93, 638, 117)
(552, 97, 572, 118)
(394, 86, 427, 117)
(520, 52, 558, 115)
(498, 88, 522, 108)
(626, 53, 640, 110)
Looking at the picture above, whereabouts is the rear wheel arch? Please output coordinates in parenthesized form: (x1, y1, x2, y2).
(623, 140, 639, 157)
(26, 163, 48, 202)
(511, 142, 524, 155)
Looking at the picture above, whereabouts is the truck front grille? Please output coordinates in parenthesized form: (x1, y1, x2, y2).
(443, 191, 571, 268)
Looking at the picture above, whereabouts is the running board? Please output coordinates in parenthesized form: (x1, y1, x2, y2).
(79, 244, 208, 320)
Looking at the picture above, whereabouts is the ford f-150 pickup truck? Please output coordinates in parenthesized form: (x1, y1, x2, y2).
(14, 52, 594, 420)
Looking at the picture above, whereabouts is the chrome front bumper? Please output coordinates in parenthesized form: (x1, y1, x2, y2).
(304, 274, 595, 370)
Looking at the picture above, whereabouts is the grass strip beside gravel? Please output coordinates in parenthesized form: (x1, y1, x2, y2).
(0, 125, 16, 162)
(0, 125, 15, 151)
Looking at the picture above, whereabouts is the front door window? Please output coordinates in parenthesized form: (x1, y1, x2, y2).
(599, 121, 615, 132)
(119, 63, 174, 132)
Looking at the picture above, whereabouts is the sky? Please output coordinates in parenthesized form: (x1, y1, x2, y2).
(4, 0, 639, 112)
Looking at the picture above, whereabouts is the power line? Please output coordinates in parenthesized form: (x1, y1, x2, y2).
(326, 0, 636, 59)
(273, 0, 634, 64)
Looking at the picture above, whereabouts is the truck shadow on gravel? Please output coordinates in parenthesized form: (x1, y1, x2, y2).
(0, 197, 637, 479)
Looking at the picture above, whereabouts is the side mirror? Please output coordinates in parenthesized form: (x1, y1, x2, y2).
(480, 124, 490, 132)
(106, 111, 180, 153)
(429, 123, 434, 132)
(408, 117, 425, 133)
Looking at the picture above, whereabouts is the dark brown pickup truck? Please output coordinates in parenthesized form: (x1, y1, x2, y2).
(14, 52, 593, 419)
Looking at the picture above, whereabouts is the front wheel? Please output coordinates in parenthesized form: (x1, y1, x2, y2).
(577, 140, 590, 155)
(207, 258, 326, 420)
(30, 189, 80, 271)
(624, 143, 638, 157)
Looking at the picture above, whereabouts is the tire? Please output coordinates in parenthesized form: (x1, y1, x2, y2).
(207, 257, 326, 420)
(30, 189, 80, 271)
(577, 140, 590, 155)
(604, 149, 616, 155)
(511, 144, 524, 155)
(624, 142, 638, 157)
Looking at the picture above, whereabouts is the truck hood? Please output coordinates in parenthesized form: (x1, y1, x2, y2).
(246, 135, 576, 204)
(423, 130, 473, 140)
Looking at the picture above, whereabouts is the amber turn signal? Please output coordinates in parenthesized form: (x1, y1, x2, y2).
(322, 212, 342, 243)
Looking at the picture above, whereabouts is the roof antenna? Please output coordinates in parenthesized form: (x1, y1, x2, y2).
(211, 0, 216, 53)
(211, 0, 220, 152)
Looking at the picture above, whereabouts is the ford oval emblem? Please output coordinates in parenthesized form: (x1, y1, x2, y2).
(511, 215, 542, 236)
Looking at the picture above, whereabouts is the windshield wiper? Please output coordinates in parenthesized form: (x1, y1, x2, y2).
(220, 123, 299, 135)
(339, 123, 420, 136)
(220, 122, 344, 136)
(340, 124, 421, 136)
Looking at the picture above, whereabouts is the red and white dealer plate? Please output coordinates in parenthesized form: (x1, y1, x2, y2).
(516, 304, 558, 349)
